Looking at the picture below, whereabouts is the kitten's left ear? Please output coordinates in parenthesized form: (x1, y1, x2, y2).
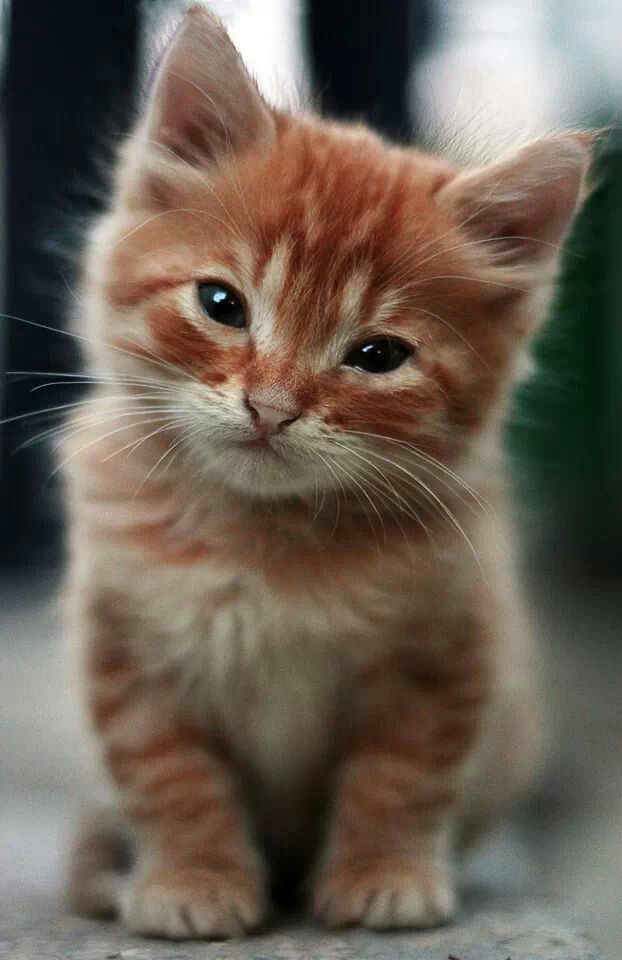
(128, 5, 274, 198)
(435, 133, 593, 282)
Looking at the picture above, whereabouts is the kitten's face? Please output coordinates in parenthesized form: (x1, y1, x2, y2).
(88, 10, 588, 502)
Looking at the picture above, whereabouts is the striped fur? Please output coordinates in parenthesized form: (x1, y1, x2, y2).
(64, 7, 589, 939)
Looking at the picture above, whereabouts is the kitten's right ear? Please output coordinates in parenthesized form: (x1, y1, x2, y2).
(130, 6, 274, 189)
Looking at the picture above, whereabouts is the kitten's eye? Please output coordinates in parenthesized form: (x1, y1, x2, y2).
(197, 282, 245, 328)
(343, 338, 412, 374)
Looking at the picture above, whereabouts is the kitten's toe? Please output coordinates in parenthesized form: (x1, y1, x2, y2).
(121, 865, 266, 939)
(313, 858, 455, 930)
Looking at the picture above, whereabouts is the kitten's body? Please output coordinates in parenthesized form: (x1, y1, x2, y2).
(65, 8, 588, 938)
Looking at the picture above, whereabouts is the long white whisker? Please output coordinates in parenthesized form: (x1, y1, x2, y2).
(414, 307, 492, 370)
(314, 452, 344, 538)
(0, 391, 182, 430)
(328, 439, 430, 521)
(327, 457, 385, 549)
(352, 446, 485, 578)
(346, 440, 486, 520)
(118, 419, 185, 463)
(1, 313, 197, 384)
(117, 333, 200, 385)
(121, 132, 247, 249)
(15, 405, 188, 454)
(411, 274, 523, 294)
(8, 369, 171, 389)
(411, 234, 568, 273)
(112, 207, 233, 248)
(27, 377, 182, 394)
(132, 423, 198, 500)
(325, 439, 440, 558)
(340, 430, 489, 512)
(328, 429, 483, 570)
(50, 416, 188, 479)
(106, 415, 193, 463)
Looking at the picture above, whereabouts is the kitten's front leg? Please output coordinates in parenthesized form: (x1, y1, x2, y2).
(313, 630, 489, 929)
(83, 607, 266, 939)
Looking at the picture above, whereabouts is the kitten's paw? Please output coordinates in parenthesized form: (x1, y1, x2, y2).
(121, 865, 266, 939)
(313, 858, 455, 930)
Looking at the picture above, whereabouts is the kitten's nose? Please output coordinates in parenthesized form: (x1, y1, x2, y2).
(245, 395, 301, 435)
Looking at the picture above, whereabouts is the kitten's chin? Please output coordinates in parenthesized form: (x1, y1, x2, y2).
(201, 445, 321, 501)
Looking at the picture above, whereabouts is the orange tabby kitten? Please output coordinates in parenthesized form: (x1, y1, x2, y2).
(64, 6, 590, 939)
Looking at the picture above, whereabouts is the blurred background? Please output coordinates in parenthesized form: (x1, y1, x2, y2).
(1, 0, 621, 953)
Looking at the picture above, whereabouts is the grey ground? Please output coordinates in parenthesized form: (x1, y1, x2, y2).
(0, 896, 603, 960)
(1, 565, 619, 958)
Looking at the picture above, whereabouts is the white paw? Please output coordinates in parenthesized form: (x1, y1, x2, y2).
(313, 859, 455, 930)
(121, 866, 266, 939)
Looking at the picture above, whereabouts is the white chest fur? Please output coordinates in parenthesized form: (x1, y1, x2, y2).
(130, 559, 353, 792)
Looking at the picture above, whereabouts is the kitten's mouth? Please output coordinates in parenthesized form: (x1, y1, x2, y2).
(239, 436, 282, 458)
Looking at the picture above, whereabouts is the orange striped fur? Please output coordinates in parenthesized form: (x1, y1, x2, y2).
(64, 6, 590, 939)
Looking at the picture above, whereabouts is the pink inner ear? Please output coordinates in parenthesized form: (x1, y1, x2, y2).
(436, 135, 591, 266)
(142, 7, 275, 167)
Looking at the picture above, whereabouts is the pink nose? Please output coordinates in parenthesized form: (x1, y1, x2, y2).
(245, 396, 301, 435)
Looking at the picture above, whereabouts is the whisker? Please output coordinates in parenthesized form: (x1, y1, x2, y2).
(50, 415, 188, 480)
(132, 421, 199, 500)
(311, 465, 326, 522)
(107, 415, 194, 463)
(327, 456, 385, 550)
(112, 207, 234, 248)
(340, 430, 489, 512)
(351, 445, 485, 578)
(411, 274, 523, 294)
(329, 430, 482, 568)
(411, 233, 570, 273)
(414, 307, 492, 370)
(117, 333, 200, 385)
(362, 449, 484, 518)
(386, 179, 506, 284)
(54, 405, 190, 449)
(117, 420, 184, 463)
(314, 452, 344, 538)
(0, 391, 174, 430)
(1, 313, 197, 384)
(388, 165, 553, 289)
(355, 465, 442, 564)
(121, 121, 248, 248)
(8, 369, 171, 388)
(59, 271, 84, 307)
(325, 438, 440, 558)
(26, 376, 181, 394)
(14, 404, 187, 454)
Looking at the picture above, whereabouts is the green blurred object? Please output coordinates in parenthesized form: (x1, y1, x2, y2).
(506, 129, 622, 564)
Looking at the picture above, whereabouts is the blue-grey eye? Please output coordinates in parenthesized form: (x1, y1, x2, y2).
(197, 282, 245, 328)
(343, 337, 412, 374)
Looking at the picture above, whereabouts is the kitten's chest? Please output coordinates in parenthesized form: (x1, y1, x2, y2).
(126, 515, 464, 786)
(141, 562, 358, 787)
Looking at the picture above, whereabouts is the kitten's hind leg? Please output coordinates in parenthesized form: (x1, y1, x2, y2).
(67, 806, 132, 918)
(460, 686, 546, 847)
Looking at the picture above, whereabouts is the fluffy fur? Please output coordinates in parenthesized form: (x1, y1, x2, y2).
(64, 6, 590, 938)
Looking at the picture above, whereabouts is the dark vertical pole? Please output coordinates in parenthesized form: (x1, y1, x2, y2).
(1, 2, 139, 569)
(306, 0, 433, 142)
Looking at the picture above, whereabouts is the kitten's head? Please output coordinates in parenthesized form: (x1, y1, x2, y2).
(85, 6, 590, 502)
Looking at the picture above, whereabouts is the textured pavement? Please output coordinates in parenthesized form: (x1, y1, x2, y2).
(0, 895, 603, 960)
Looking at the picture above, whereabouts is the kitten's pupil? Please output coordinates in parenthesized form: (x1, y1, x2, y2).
(343, 338, 412, 374)
(198, 282, 245, 328)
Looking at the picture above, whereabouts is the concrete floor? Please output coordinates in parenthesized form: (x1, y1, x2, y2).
(0, 565, 619, 955)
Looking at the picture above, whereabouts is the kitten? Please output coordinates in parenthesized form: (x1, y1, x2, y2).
(64, 5, 590, 939)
